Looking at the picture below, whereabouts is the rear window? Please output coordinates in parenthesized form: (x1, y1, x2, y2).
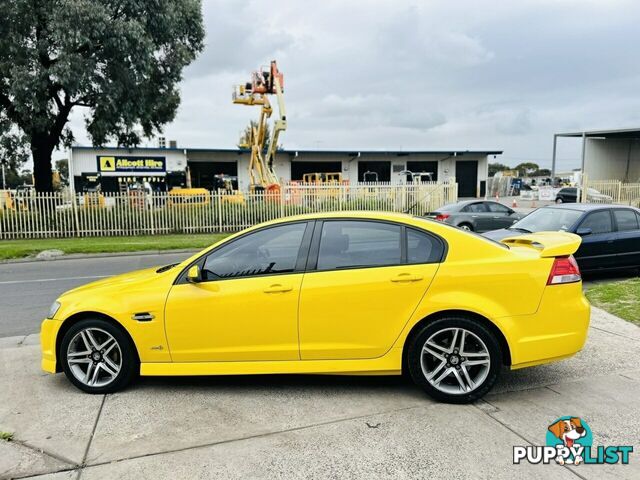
(413, 216, 509, 249)
(437, 203, 459, 212)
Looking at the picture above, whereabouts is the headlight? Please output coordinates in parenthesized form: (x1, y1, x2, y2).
(48, 301, 61, 319)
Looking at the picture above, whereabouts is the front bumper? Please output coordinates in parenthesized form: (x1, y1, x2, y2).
(41, 318, 63, 373)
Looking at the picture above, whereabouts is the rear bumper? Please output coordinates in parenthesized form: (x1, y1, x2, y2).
(41, 318, 62, 374)
(500, 282, 590, 369)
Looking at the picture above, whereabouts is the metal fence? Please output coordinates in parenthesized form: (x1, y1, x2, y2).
(581, 177, 640, 206)
(0, 182, 457, 239)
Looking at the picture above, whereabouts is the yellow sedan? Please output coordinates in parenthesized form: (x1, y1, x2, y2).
(41, 211, 590, 403)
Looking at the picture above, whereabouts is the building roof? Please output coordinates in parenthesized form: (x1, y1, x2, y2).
(555, 127, 640, 139)
(71, 145, 503, 156)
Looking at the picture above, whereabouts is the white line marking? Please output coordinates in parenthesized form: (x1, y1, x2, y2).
(0, 275, 109, 285)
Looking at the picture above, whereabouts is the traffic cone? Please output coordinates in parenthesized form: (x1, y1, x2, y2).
(512, 198, 518, 208)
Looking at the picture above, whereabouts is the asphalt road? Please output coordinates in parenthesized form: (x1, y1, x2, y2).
(0, 252, 193, 337)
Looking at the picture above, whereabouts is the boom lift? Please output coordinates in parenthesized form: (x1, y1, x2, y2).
(233, 61, 286, 193)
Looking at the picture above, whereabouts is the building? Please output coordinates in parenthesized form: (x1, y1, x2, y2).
(551, 128, 640, 182)
(69, 145, 502, 197)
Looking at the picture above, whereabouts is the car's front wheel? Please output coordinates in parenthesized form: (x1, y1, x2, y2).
(60, 318, 138, 394)
(555, 197, 564, 203)
(407, 317, 501, 403)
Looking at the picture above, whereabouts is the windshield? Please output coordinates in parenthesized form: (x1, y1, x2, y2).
(511, 207, 583, 232)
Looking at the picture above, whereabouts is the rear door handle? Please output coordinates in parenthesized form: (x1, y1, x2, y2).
(390, 274, 423, 283)
(263, 284, 293, 293)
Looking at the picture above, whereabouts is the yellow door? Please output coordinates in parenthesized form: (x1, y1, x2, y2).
(165, 222, 310, 362)
(299, 220, 442, 360)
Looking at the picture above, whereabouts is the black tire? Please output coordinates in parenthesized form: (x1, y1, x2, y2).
(60, 318, 138, 394)
(458, 222, 474, 232)
(555, 197, 563, 204)
(406, 317, 501, 404)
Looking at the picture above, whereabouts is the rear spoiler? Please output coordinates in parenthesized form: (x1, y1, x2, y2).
(500, 231, 582, 258)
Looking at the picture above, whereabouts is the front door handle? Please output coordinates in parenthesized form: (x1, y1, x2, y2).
(263, 284, 293, 293)
(390, 273, 423, 283)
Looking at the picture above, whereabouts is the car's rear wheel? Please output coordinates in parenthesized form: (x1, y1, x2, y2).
(60, 319, 138, 394)
(407, 317, 501, 403)
(555, 197, 563, 203)
(458, 223, 473, 231)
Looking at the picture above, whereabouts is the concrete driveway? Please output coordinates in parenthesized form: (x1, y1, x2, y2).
(0, 308, 638, 479)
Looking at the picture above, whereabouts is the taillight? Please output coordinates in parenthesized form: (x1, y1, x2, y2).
(435, 213, 450, 221)
(547, 255, 581, 285)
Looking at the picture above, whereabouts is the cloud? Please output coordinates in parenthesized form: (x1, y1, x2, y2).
(62, 0, 640, 170)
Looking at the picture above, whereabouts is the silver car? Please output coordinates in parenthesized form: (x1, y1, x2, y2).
(425, 200, 525, 232)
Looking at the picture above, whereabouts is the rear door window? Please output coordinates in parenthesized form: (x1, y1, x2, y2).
(462, 203, 488, 213)
(486, 202, 510, 214)
(614, 209, 640, 231)
(317, 221, 401, 270)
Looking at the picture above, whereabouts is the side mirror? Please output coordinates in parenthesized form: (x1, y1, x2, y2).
(576, 227, 592, 237)
(186, 265, 202, 283)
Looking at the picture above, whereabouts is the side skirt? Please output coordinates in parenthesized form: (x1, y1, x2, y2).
(140, 347, 403, 376)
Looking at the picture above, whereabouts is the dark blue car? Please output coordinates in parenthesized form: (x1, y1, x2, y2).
(483, 204, 640, 272)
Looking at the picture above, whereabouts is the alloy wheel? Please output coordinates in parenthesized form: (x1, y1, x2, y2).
(420, 327, 490, 395)
(66, 327, 122, 387)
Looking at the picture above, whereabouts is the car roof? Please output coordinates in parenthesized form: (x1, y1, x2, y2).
(258, 210, 416, 224)
(540, 203, 631, 212)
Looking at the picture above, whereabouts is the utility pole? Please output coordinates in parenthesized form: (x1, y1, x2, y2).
(1, 161, 6, 190)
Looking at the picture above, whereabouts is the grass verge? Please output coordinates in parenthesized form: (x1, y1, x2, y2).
(0, 233, 229, 261)
(585, 278, 640, 324)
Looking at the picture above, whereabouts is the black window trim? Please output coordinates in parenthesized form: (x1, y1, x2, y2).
(174, 220, 315, 285)
(305, 217, 447, 273)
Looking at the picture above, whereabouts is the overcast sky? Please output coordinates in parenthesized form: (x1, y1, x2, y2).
(66, 0, 640, 170)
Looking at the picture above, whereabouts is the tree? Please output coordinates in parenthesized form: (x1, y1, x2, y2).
(0, 1, 204, 191)
(514, 162, 540, 177)
(55, 158, 69, 186)
(531, 168, 551, 177)
(0, 115, 29, 188)
(488, 162, 511, 177)
(238, 120, 271, 152)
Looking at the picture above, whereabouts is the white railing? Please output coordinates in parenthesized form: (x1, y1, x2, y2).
(0, 182, 458, 239)
(581, 177, 640, 206)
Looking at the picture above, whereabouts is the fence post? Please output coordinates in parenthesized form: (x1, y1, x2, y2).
(580, 174, 588, 202)
(216, 192, 223, 232)
(617, 181, 622, 204)
(280, 186, 285, 218)
(71, 192, 80, 237)
(149, 194, 155, 236)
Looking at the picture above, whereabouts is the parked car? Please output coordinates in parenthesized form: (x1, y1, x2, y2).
(42, 211, 590, 404)
(555, 187, 613, 204)
(424, 200, 525, 232)
(483, 204, 640, 272)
